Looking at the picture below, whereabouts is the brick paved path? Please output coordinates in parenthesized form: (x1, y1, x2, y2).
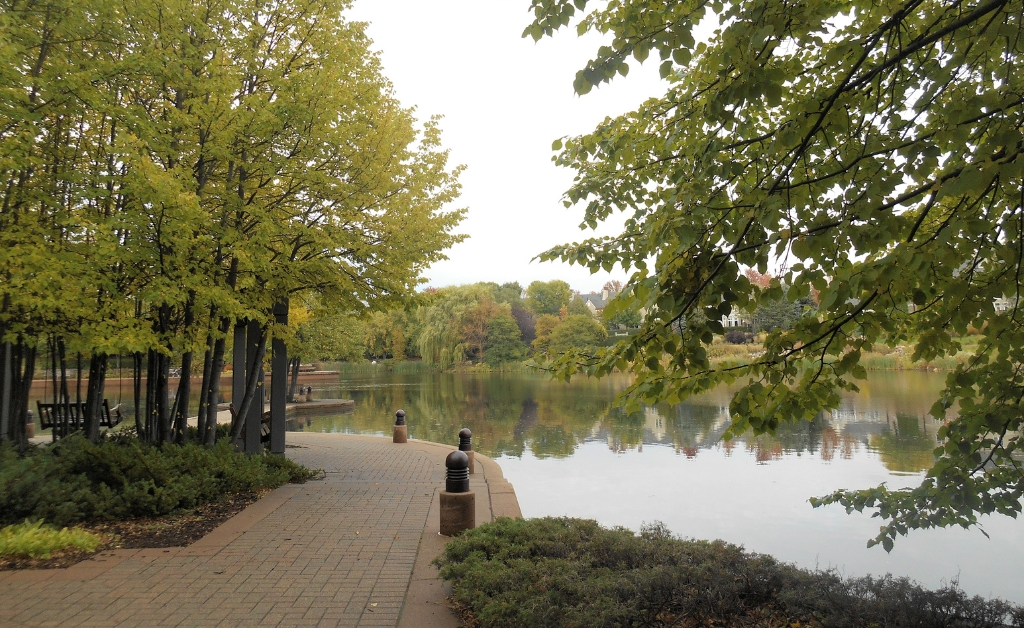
(0, 434, 520, 628)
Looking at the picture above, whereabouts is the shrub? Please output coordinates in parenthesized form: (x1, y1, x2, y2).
(0, 435, 317, 527)
(435, 517, 1023, 628)
(0, 520, 102, 559)
(725, 329, 751, 344)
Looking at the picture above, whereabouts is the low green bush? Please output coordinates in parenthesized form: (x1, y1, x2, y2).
(0, 435, 317, 527)
(435, 517, 1024, 628)
(0, 520, 103, 559)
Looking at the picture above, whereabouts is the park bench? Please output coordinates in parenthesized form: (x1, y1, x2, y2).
(36, 399, 123, 431)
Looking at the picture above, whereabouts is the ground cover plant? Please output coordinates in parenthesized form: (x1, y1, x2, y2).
(0, 435, 317, 528)
(435, 517, 1024, 628)
(0, 520, 102, 560)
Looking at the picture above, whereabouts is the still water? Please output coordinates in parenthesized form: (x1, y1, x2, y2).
(291, 369, 1024, 603)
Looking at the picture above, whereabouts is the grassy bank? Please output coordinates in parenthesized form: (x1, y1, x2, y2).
(436, 517, 1022, 628)
(329, 359, 531, 374)
(0, 434, 317, 528)
(706, 337, 982, 372)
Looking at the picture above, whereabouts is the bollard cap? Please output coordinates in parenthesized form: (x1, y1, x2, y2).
(459, 428, 471, 439)
(445, 450, 469, 470)
(395, 409, 406, 425)
(458, 428, 472, 451)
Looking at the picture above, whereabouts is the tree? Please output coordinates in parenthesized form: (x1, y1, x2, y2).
(547, 315, 608, 353)
(0, 0, 464, 446)
(566, 296, 593, 317)
(603, 280, 624, 293)
(511, 302, 538, 345)
(606, 307, 642, 329)
(364, 310, 411, 361)
(493, 282, 525, 305)
(525, 280, 572, 315)
(527, 0, 1024, 549)
(531, 314, 562, 353)
(484, 315, 528, 366)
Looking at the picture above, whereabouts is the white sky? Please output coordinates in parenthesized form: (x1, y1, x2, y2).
(344, 0, 666, 293)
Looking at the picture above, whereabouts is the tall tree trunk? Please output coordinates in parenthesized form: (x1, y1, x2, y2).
(288, 356, 300, 402)
(133, 351, 144, 439)
(172, 294, 197, 444)
(83, 353, 108, 442)
(75, 353, 82, 408)
(196, 332, 214, 443)
(157, 351, 171, 444)
(145, 349, 157, 443)
(50, 337, 58, 442)
(172, 351, 192, 444)
(0, 340, 11, 443)
(8, 342, 35, 448)
(229, 325, 267, 444)
(58, 339, 71, 438)
(204, 324, 229, 446)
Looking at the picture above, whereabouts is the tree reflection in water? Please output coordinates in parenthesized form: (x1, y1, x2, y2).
(292, 370, 945, 473)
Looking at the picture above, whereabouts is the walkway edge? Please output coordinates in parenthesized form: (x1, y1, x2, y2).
(397, 438, 523, 628)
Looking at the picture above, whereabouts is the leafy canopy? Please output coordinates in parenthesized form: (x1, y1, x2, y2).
(527, 0, 1024, 549)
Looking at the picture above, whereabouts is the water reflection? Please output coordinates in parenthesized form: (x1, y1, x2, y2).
(292, 370, 944, 474)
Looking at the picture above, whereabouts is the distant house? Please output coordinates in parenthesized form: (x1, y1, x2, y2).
(994, 296, 1018, 313)
(722, 311, 751, 328)
(577, 289, 616, 315)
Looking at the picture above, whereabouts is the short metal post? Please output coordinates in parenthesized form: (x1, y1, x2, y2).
(25, 409, 34, 439)
(458, 428, 475, 474)
(392, 409, 407, 443)
(440, 450, 474, 536)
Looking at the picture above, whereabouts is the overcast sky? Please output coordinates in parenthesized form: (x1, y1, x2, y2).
(344, 1, 666, 293)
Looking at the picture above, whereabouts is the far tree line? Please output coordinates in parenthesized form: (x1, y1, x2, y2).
(292, 272, 814, 367)
(292, 280, 617, 368)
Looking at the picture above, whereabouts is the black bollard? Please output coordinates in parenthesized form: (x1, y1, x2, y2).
(440, 450, 474, 535)
(445, 450, 470, 493)
(458, 428, 475, 474)
(393, 409, 408, 443)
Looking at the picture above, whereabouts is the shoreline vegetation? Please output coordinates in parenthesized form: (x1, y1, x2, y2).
(436, 517, 1024, 628)
(324, 337, 974, 376)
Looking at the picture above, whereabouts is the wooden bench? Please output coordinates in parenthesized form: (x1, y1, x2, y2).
(37, 399, 123, 431)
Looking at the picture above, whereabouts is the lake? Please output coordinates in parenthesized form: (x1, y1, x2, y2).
(287, 368, 1024, 604)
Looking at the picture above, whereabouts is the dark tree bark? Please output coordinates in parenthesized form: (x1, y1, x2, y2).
(229, 324, 267, 444)
(133, 351, 144, 439)
(75, 353, 82, 413)
(58, 339, 72, 439)
(204, 323, 229, 446)
(288, 356, 300, 402)
(145, 348, 157, 442)
(83, 353, 108, 442)
(0, 340, 11, 443)
(50, 338, 58, 442)
(156, 350, 171, 443)
(196, 330, 214, 443)
(172, 350, 192, 445)
(8, 342, 35, 448)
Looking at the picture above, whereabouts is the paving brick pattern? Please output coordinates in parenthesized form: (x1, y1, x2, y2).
(0, 433, 491, 628)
